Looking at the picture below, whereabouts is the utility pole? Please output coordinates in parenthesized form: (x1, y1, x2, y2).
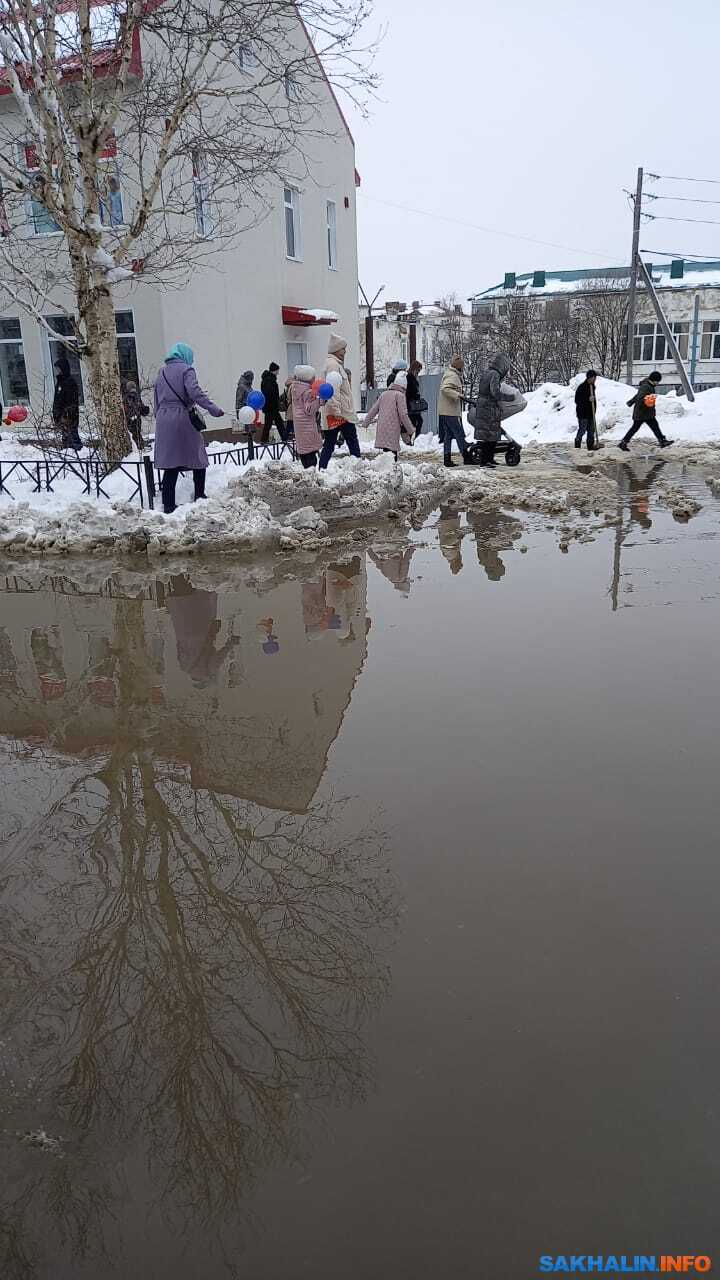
(636, 257, 695, 401)
(359, 283, 385, 391)
(626, 166, 643, 386)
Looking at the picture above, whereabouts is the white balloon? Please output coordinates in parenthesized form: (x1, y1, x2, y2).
(326, 370, 343, 390)
(237, 406, 255, 426)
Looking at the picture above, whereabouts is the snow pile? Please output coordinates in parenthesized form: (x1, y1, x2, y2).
(0, 456, 455, 558)
(510, 376, 720, 445)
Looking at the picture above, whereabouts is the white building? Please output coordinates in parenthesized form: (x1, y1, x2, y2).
(470, 260, 720, 391)
(0, 9, 361, 419)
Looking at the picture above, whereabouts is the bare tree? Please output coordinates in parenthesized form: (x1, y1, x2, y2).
(577, 280, 630, 380)
(0, 0, 378, 462)
(431, 294, 490, 404)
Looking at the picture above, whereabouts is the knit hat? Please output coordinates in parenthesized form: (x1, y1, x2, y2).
(294, 364, 315, 382)
(393, 359, 409, 372)
(393, 371, 408, 390)
(269, 361, 280, 372)
(328, 333, 347, 355)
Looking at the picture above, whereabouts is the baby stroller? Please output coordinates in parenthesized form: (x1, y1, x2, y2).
(465, 381, 525, 467)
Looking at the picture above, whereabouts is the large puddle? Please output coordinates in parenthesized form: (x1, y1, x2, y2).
(1, 458, 719, 1278)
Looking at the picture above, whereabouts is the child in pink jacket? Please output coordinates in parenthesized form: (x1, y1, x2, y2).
(363, 371, 415, 461)
(290, 365, 323, 469)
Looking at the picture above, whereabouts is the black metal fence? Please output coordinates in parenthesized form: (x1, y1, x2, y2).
(0, 439, 296, 508)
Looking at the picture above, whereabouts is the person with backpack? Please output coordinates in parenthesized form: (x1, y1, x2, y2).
(260, 362, 289, 443)
(574, 370, 599, 451)
(619, 371, 673, 451)
(362, 370, 415, 461)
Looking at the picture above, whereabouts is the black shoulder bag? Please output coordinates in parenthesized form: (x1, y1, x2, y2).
(162, 370, 206, 433)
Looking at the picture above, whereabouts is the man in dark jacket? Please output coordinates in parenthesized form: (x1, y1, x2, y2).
(52, 356, 82, 450)
(574, 370, 598, 450)
(260, 362, 289, 443)
(472, 352, 514, 466)
(619, 371, 673, 450)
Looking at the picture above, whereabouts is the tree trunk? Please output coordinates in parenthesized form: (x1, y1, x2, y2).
(83, 289, 130, 466)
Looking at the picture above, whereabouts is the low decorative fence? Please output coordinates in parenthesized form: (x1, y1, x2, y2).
(0, 438, 296, 508)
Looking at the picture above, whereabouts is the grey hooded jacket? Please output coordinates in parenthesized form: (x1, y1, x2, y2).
(235, 370, 254, 415)
(472, 353, 514, 441)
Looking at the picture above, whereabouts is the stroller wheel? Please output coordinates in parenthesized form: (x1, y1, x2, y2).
(505, 444, 521, 467)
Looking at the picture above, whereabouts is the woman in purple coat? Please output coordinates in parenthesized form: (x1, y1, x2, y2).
(153, 342, 224, 514)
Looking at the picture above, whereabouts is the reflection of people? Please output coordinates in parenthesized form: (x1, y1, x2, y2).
(574, 370, 598, 451)
(325, 557, 362, 641)
(619, 371, 673, 451)
(166, 575, 238, 685)
(368, 546, 415, 595)
(257, 617, 280, 655)
(466, 507, 522, 581)
(52, 355, 82, 450)
(437, 505, 463, 575)
(619, 460, 665, 531)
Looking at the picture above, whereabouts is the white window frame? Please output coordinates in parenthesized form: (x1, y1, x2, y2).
(633, 321, 689, 364)
(284, 186, 302, 261)
(0, 317, 30, 404)
(192, 148, 215, 239)
(400, 338, 409, 363)
(98, 139, 125, 228)
(700, 319, 720, 361)
(286, 341, 308, 372)
(326, 199, 337, 270)
(42, 309, 139, 403)
(21, 142, 61, 237)
(237, 40, 256, 72)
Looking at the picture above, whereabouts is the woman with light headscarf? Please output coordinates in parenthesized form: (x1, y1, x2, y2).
(153, 342, 224, 514)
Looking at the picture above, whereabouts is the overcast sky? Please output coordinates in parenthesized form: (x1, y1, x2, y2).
(346, 0, 720, 307)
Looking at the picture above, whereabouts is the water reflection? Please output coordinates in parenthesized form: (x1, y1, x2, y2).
(0, 558, 397, 1278)
(466, 507, 523, 582)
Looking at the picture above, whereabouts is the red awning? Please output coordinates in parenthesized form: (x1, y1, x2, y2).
(282, 306, 338, 328)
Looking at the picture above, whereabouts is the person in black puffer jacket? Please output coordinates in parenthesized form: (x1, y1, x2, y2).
(52, 356, 82, 450)
(619, 371, 673, 450)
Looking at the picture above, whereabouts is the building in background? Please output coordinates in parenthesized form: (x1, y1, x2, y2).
(0, 9, 361, 417)
(470, 260, 720, 391)
(358, 300, 471, 395)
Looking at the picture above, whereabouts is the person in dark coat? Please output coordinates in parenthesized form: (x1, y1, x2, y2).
(123, 379, 150, 451)
(574, 370, 598, 450)
(153, 342, 224, 514)
(52, 356, 82, 450)
(406, 360, 424, 437)
(386, 359, 409, 388)
(260, 362, 289, 443)
(472, 352, 514, 467)
(235, 370, 254, 415)
(619, 371, 673, 450)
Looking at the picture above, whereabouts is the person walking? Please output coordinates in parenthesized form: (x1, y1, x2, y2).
(282, 375, 295, 439)
(235, 370, 254, 415)
(122, 379, 151, 452)
(619, 371, 673, 451)
(406, 360, 425, 437)
(52, 356, 82, 450)
(362, 370, 415, 461)
(260, 362, 288, 443)
(290, 365, 323, 469)
(438, 355, 468, 467)
(319, 334, 361, 469)
(153, 342, 224, 514)
(472, 352, 514, 467)
(387, 359, 409, 388)
(573, 369, 599, 450)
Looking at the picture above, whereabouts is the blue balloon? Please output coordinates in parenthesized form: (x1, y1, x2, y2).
(248, 390, 265, 410)
(318, 382, 335, 402)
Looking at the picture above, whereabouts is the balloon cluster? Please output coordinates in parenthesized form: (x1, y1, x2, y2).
(2, 405, 28, 425)
(311, 379, 335, 402)
(247, 390, 265, 411)
(236, 405, 256, 426)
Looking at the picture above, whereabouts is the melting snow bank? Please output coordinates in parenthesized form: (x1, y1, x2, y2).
(0, 456, 459, 557)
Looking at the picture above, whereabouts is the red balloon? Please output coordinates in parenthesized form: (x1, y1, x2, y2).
(311, 378, 323, 396)
(7, 405, 28, 423)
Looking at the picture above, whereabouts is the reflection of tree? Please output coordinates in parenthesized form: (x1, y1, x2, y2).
(0, 595, 397, 1279)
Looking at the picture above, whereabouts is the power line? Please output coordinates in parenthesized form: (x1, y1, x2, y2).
(358, 193, 618, 262)
(646, 193, 720, 205)
(645, 213, 720, 227)
(641, 248, 720, 260)
(647, 173, 720, 186)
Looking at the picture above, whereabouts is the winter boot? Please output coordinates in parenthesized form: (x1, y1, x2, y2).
(574, 434, 582, 449)
(444, 455, 457, 468)
(481, 443, 497, 468)
(618, 440, 630, 452)
(659, 438, 674, 448)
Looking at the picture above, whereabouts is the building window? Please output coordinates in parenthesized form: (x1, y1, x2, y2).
(44, 311, 138, 402)
(237, 41, 256, 72)
(286, 341, 308, 372)
(0, 318, 30, 404)
(23, 143, 60, 235)
(700, 320, 720, 361)
(284, 71, 299, 101)
(326, 199, 337, 269)
(284, 186, 302, 260)
(192, 149, 214, 238)
(98, 136, 124, 227)
(633, 322, 688, 364)
(400, 338, 409, 363)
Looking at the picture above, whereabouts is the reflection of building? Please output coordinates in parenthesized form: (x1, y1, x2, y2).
(0, 558, 369, 813)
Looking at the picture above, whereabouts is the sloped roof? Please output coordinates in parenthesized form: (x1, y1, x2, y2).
(471, 260, 720, 301)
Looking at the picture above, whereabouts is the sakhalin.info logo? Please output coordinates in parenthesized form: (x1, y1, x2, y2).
(538, 1260, 712, 1274)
